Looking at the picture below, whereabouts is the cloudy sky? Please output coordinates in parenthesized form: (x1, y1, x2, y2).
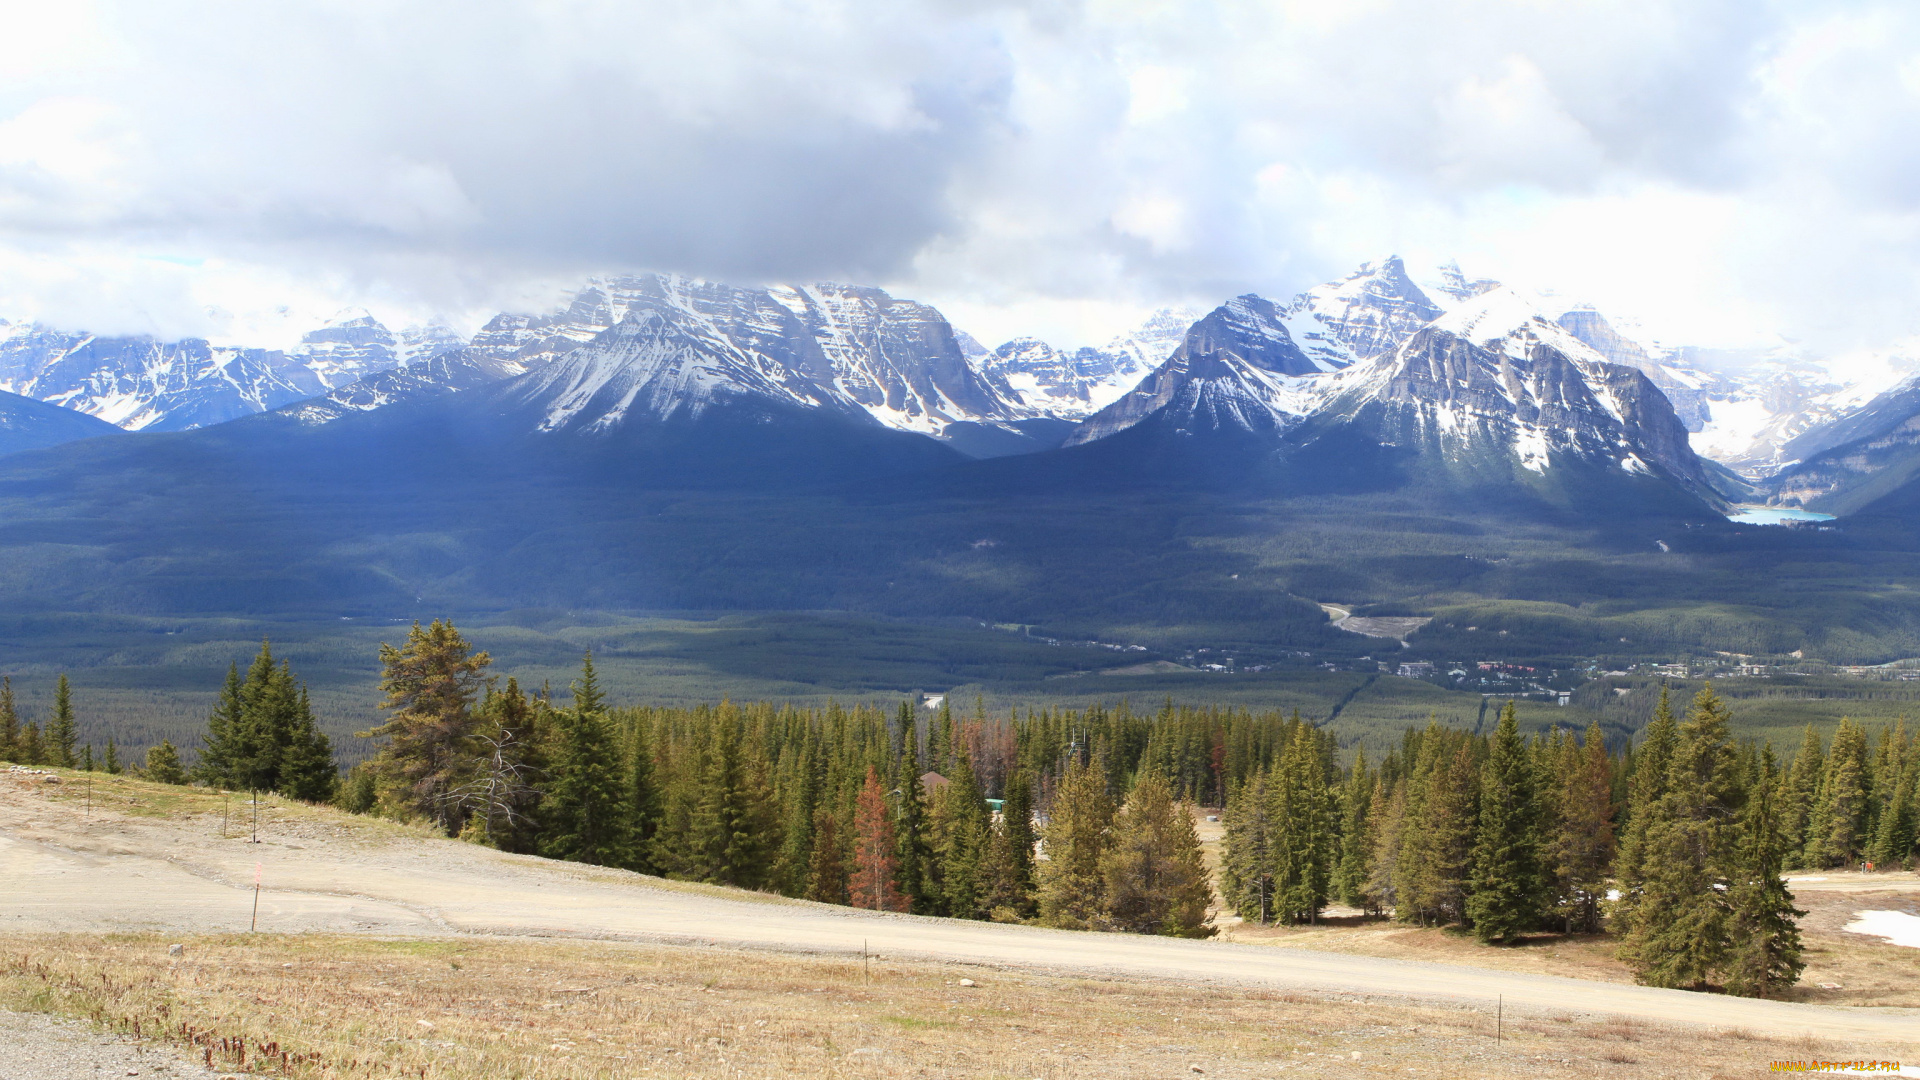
(3, 0, 1919, 358)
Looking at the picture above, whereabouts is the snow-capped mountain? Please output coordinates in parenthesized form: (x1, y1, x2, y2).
(1066, 295, 1323, 445)
(0, 311, 474, 432)
(0, 321, 325, 431)
(473, 274, 1033, 452)
(978, 308, 1200, 420)
(283, 348, 528, 426)
(1280, 257, 1444, 370)
(1062, 272, 1717, 504)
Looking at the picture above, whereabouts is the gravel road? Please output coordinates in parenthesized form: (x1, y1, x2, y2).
(0, 1008, 225, 1080)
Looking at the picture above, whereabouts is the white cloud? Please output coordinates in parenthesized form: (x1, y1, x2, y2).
(2, 0, 1920, 357)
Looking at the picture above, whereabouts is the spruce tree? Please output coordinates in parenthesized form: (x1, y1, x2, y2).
(1780, 724, 1824, 862)
(48, 674, 76, 768)
(0, 676, 18, 763)
(1868, 748, 1917, 868)
(1036, 755, 1114, 929)
(1614, 686, 1678, 929)
(1219, 771, 1275, 923)
(1466, 702, 1544, 943)
(849, 767, 905, 911)
(539, 705, 631, 866)
(1395, 726, 1477, 926)
(623, 715, 660, 875)
(143, 741, 188, 786)
(893, 716, 933, 911)
(1333, 750, 1373, 908)
(1270, 725, 1336, 925)
(1362, 778, 1404, 916)
(1546, 721, 1614, 933)
(80, 743, 94, 771)
(278, 686, 338, 803)
(930, 751, 990, 919)
(806, 806, 849, 905)
(364, 620, 491, 833)
(103, 735, 120, 775)
(1619, 684, 1739, 989)
(1725, 745, 1806, 998)
(982, 769, 1038, 918)
(195, 663, 246, 787)
(1100, 770, 1214, 937)
(688, 718, 776, 888)
(1805, 718, 1868, 868)
(19, 721, 42, 767)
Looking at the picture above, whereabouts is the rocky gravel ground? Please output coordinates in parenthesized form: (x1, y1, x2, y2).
(0, 1009, 226, 1080)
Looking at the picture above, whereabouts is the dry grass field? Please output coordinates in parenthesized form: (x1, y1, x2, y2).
(0, 932, 1893, 1080)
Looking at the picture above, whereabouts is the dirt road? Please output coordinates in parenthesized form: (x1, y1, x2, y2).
(4, 776, 1916, 1047)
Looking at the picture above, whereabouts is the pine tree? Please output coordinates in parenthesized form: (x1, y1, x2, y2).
(1036, 756, 1114, 929)
(1395, 726, 1477, 926)
(1219, 771, 1275, 923)
(80, 743, 95, 771)
(623, 715, 659, 874)
(19, 722, 43, 767)
(1546, 721, 1614, 933)
(278, 686, 338, 803)
(1805, 718, 1869, 868)
(806, 806, 849, 904)
(232, 642, 295, 792)
(1780, 724, 1824, 862)
(849, 767, 905, 911)
(48, 674, 76, 768)
(143, 741, 188, 786)
(982, 769, 1038, 918)
(1333, 750, 1373, 908)
(893, 712, 933, 911)
(1620, 684, 1739, 989)
(103, 735, 120, 775)
(195, 663, 246, 787)
(1466, 702, 1544, 943)
(688, 718, 776, 888)
(1725, 745, 1806, 998)
(1270, 725, 1337, 925)
(1362, 778, 1404, 916)
(1868, 741, 1917, 868)
(539, 705, 631, 866)
(1614, 686, 1679, 929)
(0, 676, 18, 763)
(1100, 770, 1213, 937)
(364, 620, 491, 833)
(930, 751, 990, 919)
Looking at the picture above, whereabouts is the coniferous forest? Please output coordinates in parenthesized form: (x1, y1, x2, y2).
(9, 619, 1920, 999)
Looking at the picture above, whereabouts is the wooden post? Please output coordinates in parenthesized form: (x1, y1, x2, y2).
(1496, 994, 1502, 1042)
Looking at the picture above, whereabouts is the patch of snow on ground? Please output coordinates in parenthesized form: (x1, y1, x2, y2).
(1844, 910, 1920, 949)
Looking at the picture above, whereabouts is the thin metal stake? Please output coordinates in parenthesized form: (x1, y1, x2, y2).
(251, 862, 261, 932)
(1497, 994, 1502, 1042)
(864, 939, 869, 984)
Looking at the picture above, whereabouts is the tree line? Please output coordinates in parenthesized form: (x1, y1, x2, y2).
(1219, 689, 1818, 997)
(0, 673, 130, 775)
(9, 622, 1916, 996)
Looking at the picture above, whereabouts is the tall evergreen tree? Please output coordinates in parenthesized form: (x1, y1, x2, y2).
(1614, 686, 1679, 927)
(1466, 702, 1544, 943)
(1780, 724, 1824, 862)
(195, 663, 246, 787)
(1395, 726, 1477, 926)
(1725, 745, 1806, 998)
(540, 702, 631, 866)
(0, 676, 18, 763)
(688, 718, 776, 888)
(1270, 725, 1336, 925)
(1362, 778, 1404, 916)
(48, 674, 76, 768)
(1100, 770, 1214, 937)
(982, 769, 1038, 918)
(103, 735, 121, 775)
(1036, 756, 1114, 929)
(364, 620, 491, 833)
(1619, 685, 1739, 989)
(806, 806, 849, 905)
(1219, 771, 1275, 923)
(929, 750, 991, 919)
(278, 686, 338, 803)
(1333, 750, 1373, 908)
(1805, 718, 1869, 868)
(893, 714, 933, 911)
(849, 767, 905, 911)
(1545, 721, 1614, 933)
